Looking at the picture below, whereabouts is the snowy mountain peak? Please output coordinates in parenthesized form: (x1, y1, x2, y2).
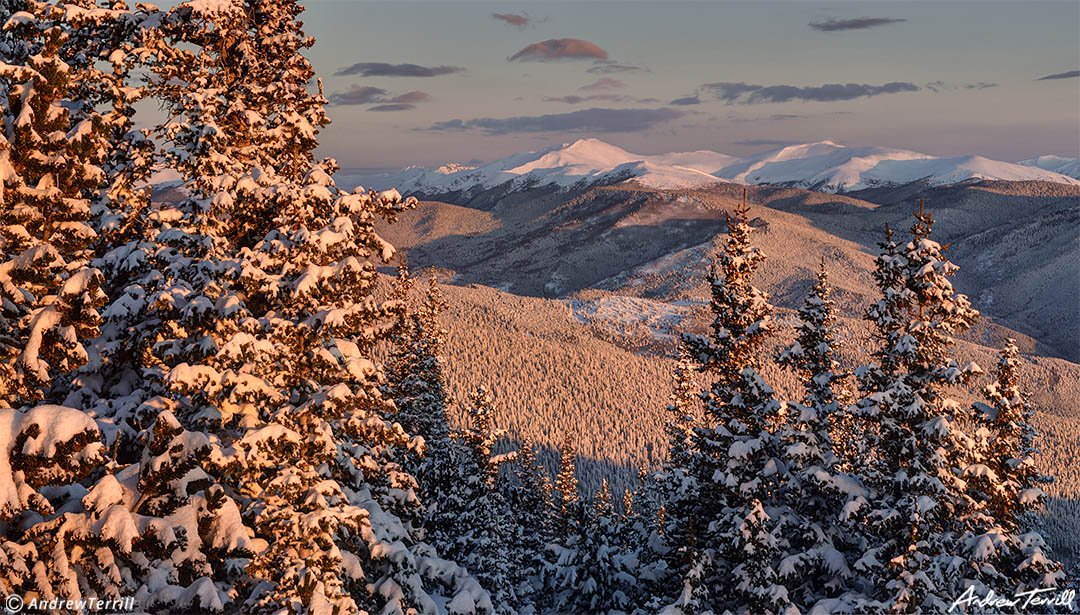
(1018, 155, 1080, 179)
(337, 138, 1080, 200)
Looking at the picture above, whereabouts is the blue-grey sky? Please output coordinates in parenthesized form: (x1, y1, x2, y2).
(299, 1, 1080, 169)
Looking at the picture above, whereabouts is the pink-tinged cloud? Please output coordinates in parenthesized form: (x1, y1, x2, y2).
(369, 103, 416, 112)
(508, 38, 609, 62)
(389, 91, 431, 104)
(579, 77, 625, 91)
(329, 86, 431, 108)
(492, 12, 529, 27)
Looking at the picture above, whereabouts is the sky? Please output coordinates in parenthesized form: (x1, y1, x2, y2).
(298, 1, 1080, 170)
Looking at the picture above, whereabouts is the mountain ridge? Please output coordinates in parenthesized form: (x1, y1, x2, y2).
(338, 138, 1080, 201)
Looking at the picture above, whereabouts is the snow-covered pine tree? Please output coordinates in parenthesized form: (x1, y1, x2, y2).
(651, 349, 702, 607)
(384, 266, 457, 523)
(0, 4, 110, 406)
(425, 386, 517, 613)
(963, 339, 1063, 595)
(671, 193, 793, 614)
(974, 340, 1042, 530)
(145, 0, 331, 248)
(59, 0, 493, 611)
(502, 439, 556, 614)
(775, 258, 869, 611)
(853, 202, 987, 613)
(550, 432, 585, 610)
(554, 431, 581, 531)
(570, 479, 637, 613)
(0, 3, 253, 609)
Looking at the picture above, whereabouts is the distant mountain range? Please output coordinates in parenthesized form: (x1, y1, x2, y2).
(338, 138, 1080, 200)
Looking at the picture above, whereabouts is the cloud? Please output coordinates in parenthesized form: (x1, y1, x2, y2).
(579, 77, 625, 91)
(669, 96, 702, 106)
(426, 107, 684, 135)
(369, 104, 416, 112)
(389, 91, 432, 103)
(508, 38, 608, 62)
(809, 17, 907, 32)
(329, 85, 389, 105)
(544, 94, 626, 104)
(700, 82, 764, 101)
(925, 80, 998, 92)
(334, 62, 465, 77)
(733, 139, 794, 147)
(1036, 69, 1080, 80)
(701, 80, 919, 104)
(329, 86, 431, 108)
(588, 61, 647, 74)
(492, 12, 529, 27)
(770, 113, 805, 120)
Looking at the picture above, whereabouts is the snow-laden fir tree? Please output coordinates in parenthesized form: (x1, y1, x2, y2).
(650, 349, 702, 608)
(59, 0, 493, 611)
(670, 194, 795, 614)
(502, 439, 556, 614)
(852, 202, 990, 613)
(568, 478, 638, 613)
(144, 0, 330, 248)
(386, 269, 452, 445)
(973, 340, 1043, 530)
(550, 431, 586, 610)
(775, 259, 870, 612)
(424, 386, 517, 613)
(962, 339, 1063, 596)
(0, 4, 110, 406)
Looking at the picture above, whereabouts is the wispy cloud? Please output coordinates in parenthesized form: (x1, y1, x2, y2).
(328, 85, 388, 105)
(426, 107, 684, 135)
(388, 91, 432, 103)
(508, 38, 608, 62)
(492, 12, 529, 28)
(579, 77, 625, 91)
(1036, 69, 1080, 80)
(334, 62, 465, 78)
(544, 94, 626, 104)
(329, 86, 431, 108)
(369, 103, 416, 112)
(588, 61, 647, 74)
(701, 81, 919, 104)
(924, 80, 998, 92)
(809, 17, 907, 32)
(669, 96, 702, 106)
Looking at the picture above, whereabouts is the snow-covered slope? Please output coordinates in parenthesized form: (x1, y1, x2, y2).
(1018, 155, 1080, 179)
(712, 141, 1080, 192)
(337, 139, 729, 196)
(337, 138, 1080, 199)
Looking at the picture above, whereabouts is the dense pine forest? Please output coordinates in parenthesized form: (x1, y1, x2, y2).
(0, 1, 1075, 613)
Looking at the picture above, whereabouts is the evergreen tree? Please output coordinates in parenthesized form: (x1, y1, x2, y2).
(776, 259, 868, 610)
(974, 340, 1042, 530)
(572, 479, 636, 613)
(963, 340, 1064, 595)
(671, 193, 793, 614)
(63, 0, 492, 611)
(503, 439, 555, 614)
(854, 202, 988, 613)
(425, 386, 516, 613)
(652, 350, 702, 607)
(551, 432, 584, 610)
(0, 3, 111, 406)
